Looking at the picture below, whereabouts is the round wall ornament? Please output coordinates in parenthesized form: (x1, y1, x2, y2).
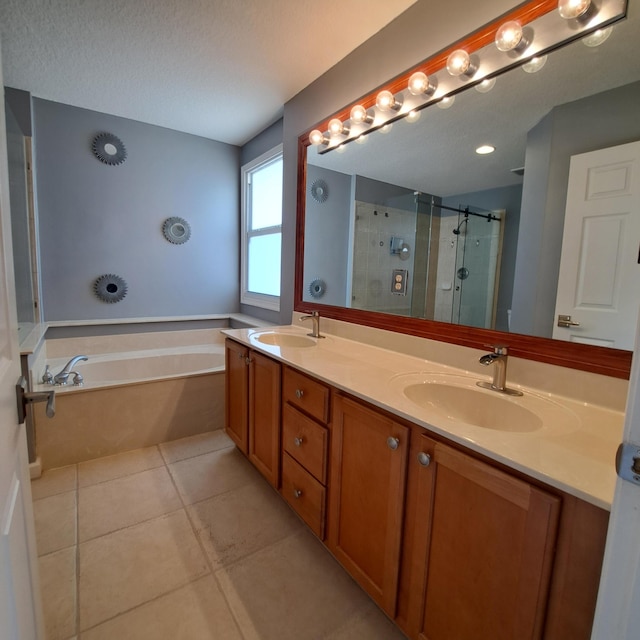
(92, 133, 127, 166)
(308, 278, 327, 299)
(94, 274, 128, 303)
(162, 217, 191, 244)
(310, 179, 329, 203)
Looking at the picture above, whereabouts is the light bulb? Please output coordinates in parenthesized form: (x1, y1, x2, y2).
(355, 135, 368, 145)
(379, 124, 393, 134)
(328, 118, 349, 136)
(437, 96, 455, 109)
(495, 21, 526, 52)
(476, 145, 495, 155)
(558, 0, 592, 19)
(350, 104, 372, 124)
(522, 55, 547, 73)
(582, 27, 612, 47)
(408, 71, 436, 96)
(309, 129, 328, 146)
(446, 49, 476, 77)
(475, 78, 496, 93)
(376, 90, 401, 112)
(335, 144, 347, 154)
(405, 110, 421, 123)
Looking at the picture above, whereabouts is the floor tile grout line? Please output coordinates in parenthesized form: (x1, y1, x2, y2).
(76, 444, 164, 489)
(78, 506, 187, 545)
(164, 441, 248, 640)
(158, 432, 234, 466)
(76, 574, 214, 636)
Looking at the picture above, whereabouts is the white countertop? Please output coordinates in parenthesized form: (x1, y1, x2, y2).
(223, 325, 625, 510)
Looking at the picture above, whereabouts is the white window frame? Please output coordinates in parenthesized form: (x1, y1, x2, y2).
(240, 144, 283, 311)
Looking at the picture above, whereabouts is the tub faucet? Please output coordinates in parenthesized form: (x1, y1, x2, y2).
(476, 346, 522, 396)
(300, 311, 324, 338)
(53, 355, 88, 385)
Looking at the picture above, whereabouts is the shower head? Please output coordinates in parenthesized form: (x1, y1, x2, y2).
(453, 218, 468, 235)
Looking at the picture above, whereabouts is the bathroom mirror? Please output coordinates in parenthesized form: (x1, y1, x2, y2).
(295, 0, 637, 378)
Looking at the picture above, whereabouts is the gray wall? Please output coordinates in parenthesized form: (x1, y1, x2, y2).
(511, 80, 640, 337)
(303, 164, 351, 307)
(281, 0, 518, 323)
(33, 98, 240, 321)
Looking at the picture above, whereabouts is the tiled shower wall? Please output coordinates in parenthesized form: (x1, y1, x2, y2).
(351, 202, 416, 315)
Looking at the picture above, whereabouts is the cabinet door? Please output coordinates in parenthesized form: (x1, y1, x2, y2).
(248, 351, 281, 487)
(408, 435, 560, 640)
(225, 339, 249, 453)
(328, 394, 409, 616)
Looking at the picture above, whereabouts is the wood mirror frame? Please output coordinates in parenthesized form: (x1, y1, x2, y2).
(294, 0, 633, 380)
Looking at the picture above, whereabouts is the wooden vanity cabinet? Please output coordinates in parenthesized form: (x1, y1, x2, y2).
(224, 339, 281, 487)
(401, 430, 561, 640)
(327, 393, 410, 616)
(225, 349, 608, 639)
(280, 367, 330, 538)
(225, 338, 249, 453)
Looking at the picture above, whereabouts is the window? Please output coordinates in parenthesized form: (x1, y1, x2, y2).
(241, 144, 283, 310)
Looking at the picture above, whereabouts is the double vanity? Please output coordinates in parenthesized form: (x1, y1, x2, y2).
(223, 321, 624, 640)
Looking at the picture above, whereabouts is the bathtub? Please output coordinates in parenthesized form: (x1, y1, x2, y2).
(32, 343, 226, 470)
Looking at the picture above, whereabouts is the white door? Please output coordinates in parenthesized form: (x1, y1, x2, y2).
(591, 315, 640, 639)
(0, 45, 45, 640)
(553, 141, 640, 350)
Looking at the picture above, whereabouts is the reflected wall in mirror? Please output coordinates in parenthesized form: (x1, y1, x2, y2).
(297, 0, 638, 377)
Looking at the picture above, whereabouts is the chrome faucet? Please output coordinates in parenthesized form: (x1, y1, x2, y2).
(300, 311, 324, 339)
(477, 346, 522, 396)
(53, 355, 88, 385)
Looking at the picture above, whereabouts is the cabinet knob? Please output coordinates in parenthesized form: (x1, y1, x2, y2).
(294, 436, 304, 447)
(295, 389, 304, 399)
(293, 488, 303, 499)
(245, 357, 252, 365)
(237, 352, 244, 360)
(417, 452, 431, 467)
(387, 436, 400, 451)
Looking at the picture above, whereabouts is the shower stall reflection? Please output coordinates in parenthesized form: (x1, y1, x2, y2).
(349, 194, 504, 330)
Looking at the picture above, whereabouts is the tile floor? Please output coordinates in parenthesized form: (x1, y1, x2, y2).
(31, 430, 407, 640)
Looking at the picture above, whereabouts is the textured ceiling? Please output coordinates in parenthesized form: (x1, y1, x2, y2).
(0, 0, 416, 145)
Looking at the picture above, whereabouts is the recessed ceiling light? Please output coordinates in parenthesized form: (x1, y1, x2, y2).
(476, 145, 495, 155)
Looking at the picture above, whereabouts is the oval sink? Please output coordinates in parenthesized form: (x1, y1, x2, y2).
(252, 332, 317, 348)
(394, 373, 579, 434)
(403, 382, 542, 432)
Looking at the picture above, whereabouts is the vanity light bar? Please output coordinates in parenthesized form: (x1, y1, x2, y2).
(311, 0, 627, 154)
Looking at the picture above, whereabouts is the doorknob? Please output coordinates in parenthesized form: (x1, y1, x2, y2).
(557, 314, 580, 328)
(16, 376, 55, 423)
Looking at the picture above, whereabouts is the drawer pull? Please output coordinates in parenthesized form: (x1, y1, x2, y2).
(245, 357, 253, 365)
(417, 452, 431, 467)
(387, 436, 400, 451)
(293, 488, 303, 499)
(295, 389, 304, 399)
(294, 436, 304, 447)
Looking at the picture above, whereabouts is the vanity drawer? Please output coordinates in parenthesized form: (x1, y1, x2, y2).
(281, 453, 326, 539)
(282, 403, 328, 484)
(283, 367, 330, 424)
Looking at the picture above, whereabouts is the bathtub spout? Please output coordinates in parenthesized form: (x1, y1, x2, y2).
(53, 355, 88, 385)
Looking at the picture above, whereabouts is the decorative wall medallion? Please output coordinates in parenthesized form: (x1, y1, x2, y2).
(94, 274, 128, 303)
(308, 278, 327, 299)
(92, 133, 127, 166)
(162, 217, 191, 244)
(310, 179, 329, 203)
